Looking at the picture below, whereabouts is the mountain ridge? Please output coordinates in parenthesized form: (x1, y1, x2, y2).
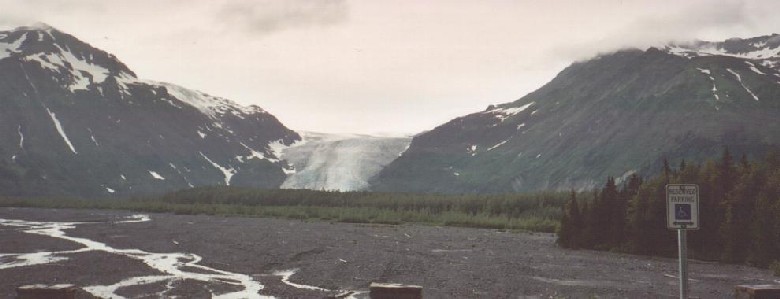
(371, 34, 780, 193)
(0, 24, 300, 197)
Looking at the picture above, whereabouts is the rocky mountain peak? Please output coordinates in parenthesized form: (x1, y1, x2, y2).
(0, 25, 300, 197)
(663, 33, 780, 70)
(1, 23, 136, 92)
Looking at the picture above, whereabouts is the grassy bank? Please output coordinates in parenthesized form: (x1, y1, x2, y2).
(0, 187, 566, 232)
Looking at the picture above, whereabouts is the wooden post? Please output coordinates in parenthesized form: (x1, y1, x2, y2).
(735, 285, 780, 299)
(369, 282, 423, 299)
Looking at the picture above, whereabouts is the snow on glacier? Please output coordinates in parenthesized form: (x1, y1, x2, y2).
(279, 132, 411, 191)
(45, 107, 77, 154)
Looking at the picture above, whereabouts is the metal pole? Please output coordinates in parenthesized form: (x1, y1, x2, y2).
(678, 228, 688, 299)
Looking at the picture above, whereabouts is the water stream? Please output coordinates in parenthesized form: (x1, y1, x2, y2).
(0, 214, 359, 298)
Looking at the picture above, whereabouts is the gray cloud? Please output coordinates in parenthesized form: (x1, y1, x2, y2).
(217, 0, 349, 34)
(551, 0, 752, 61)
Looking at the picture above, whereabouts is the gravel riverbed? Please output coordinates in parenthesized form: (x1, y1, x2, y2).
(1, 207, 777, 298)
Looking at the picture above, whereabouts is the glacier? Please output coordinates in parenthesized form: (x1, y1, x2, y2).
(278, 132, 411, 191)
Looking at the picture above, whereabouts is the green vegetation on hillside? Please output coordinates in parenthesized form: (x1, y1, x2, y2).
(0, 189, 567, 232)
(558, 149, 780, 269)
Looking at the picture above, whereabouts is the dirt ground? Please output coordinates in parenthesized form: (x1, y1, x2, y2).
(1, 207, 778, 298)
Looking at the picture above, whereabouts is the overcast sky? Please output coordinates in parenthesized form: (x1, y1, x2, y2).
(1, 0, 778, 135)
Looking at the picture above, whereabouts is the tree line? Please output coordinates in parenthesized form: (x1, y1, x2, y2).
(1, 187, 568, 232)
(558, 149, 780, 270)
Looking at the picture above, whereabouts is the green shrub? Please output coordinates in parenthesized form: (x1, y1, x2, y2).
(1, 188, 569, 233)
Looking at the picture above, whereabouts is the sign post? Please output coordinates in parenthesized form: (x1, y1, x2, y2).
(667, 184, 699, 299)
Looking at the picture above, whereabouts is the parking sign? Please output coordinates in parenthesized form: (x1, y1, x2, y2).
(666, 184, 699, 230)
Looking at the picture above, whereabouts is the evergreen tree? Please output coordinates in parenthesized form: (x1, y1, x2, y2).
(558, 191, 583, 249)
(581, 189, 599, 248)
(558, 150, 780, 266)
(689, 161, 721, 259)
(663, 158, 672, 183)
(749, 164, 780, 266)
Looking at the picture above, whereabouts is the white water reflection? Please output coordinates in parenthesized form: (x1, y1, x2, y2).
(0, 214, 268, 298)
(0, 251, 68, 269)
(270, 269, 366, 299)
(273, 269, 330, 292)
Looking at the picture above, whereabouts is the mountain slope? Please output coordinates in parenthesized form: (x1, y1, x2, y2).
(372, 34, 780, 194)
(0, 24, 300, 197)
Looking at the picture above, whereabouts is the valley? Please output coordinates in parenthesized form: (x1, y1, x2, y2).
(1, 207, 778, 298)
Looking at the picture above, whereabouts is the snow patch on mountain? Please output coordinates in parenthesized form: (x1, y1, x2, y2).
(0, 32, 27, 60)
(487, 140, 508, 151)
(199, 152, 235, 185)
(727, 68, 759, 101)
(746, 61, 765, 75)
(483, 102, 535, 122)
(666, 42, 780, 60)
(17, 125, 24, 149)
(86, 128, 100, 146)
(468, 144, 478, 156)
(664, 34, 780, 70)
(149, 171, 165, 180)
(45, 107, 77, 154)
(27, 44, 113, 91)
(268, 139, 296, 163)
(697, 68, 721, 105)
(666, 43, 780, 61)
(155, 82, 267, 119)
(169, 163, 194, 188)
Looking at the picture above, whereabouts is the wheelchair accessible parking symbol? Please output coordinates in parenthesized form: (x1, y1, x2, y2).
(675, 204, 691, 220)
(667, 184, 699, 230)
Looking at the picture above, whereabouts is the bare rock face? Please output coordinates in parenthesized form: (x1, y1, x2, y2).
(0, 24, 300, 197)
